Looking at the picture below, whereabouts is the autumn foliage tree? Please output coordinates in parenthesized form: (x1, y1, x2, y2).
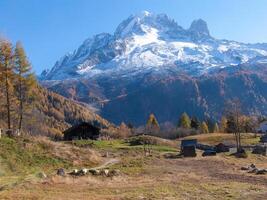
(0, 39, 36, 132)
(145, 113, 160, 134)
(118, 122, 131, 138)
(0, 40, 14, 129)
(200, 122, 209, 134)
(14, 42, 36, 130)
(225, 99, 244, 151)
(178, 112, 191, 129)
(219, 116, 228, 133)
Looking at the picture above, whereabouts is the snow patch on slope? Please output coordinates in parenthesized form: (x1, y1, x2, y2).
(42, 11, 267, 80)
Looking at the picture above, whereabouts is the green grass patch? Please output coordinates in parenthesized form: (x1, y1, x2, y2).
(0, 136, 72, 188)
(71, 138, 178, 153)
(0, 136, 70, 174)
(72, 139, 127, 150)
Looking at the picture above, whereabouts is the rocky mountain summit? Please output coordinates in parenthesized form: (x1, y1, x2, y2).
(41, 11, 267, 125)
(41, 11, 267, 80)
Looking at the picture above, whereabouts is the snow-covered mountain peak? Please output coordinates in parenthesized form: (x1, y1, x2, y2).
(114, 11, 183, 39)
(137, 10, 152, 18)
(41, 12, 267, 80)
(189, 19, 210, 37)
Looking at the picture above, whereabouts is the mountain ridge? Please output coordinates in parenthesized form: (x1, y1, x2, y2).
(41, 11, 267, 81)
(40, 11, 267, 125)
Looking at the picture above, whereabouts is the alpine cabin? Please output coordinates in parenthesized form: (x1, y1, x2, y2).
(63, 122, 100, 140)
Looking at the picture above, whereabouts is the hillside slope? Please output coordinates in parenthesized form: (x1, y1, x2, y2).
(42, 66, 267, 125)
(41, 11, 267, 80)
(0, 136, 102, 190)
(0, 85, 112, 136)
(40, 11, 267, 125)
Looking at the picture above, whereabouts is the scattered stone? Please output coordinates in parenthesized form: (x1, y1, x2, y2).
(256, 169, 267, 175)
(57, 168, 65, 176)
(242, 163, 267, 175)
(100, 169, 109, 176)
(89, 169, 100, 175)
(241, 164, 257, 171)
(104, 169, 109, 176)
(81, 168, 89, 174)
(250, 164, 256, 169)
(64, 168, 120, 177)
(109, 169, 120, 176)
(241, 166, 249, 171)
(248, 168, 258, 173)
(76, 168, 89, 176)
(69, 169, 79, 176)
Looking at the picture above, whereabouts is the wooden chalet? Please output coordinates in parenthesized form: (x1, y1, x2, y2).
(180, 139, 197, 157)
(260, 134, 267, 143)
(63, 122, 100, 140)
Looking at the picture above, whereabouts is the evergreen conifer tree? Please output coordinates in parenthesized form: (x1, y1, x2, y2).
(190, 116, 200, 130)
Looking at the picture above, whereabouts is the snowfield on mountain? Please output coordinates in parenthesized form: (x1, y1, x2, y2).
(40, 11, 267, 125)
(41, 11, 267, 80)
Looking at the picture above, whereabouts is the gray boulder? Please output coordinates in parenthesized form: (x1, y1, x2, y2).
(109, 169, 120, 176)
(241, 166, 249, 171)
(256, 169, 267, 175)
(77, 168, 89, 176)
(100, 169, 109, 176)
(89, 169, 100, 175)
(57, 168, 65, 176)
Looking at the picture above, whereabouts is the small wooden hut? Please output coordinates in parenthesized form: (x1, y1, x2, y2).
(180, 139, 197, 157)
(260, 134, 267, 143)
(63, 122, 100, 140)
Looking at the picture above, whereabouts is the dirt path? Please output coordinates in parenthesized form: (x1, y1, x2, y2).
(90, 158, 120, 170)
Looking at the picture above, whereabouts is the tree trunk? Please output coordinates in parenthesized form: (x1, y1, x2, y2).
(234, 132, 239, 150)
(5, 67, 11, 129)
(18, 97, 23, 130)
(18, 76, 23, 131)
(238, 132, 242, 150)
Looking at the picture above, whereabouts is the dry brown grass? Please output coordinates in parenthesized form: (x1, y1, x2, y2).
(1, 135, 267, 200)
(183, 133, 260, 146)
(36, 136, 103, 166)
(1, 152, 267, 199)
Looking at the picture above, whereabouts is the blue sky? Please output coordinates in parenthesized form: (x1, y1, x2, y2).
(0, 0, 267, 74)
